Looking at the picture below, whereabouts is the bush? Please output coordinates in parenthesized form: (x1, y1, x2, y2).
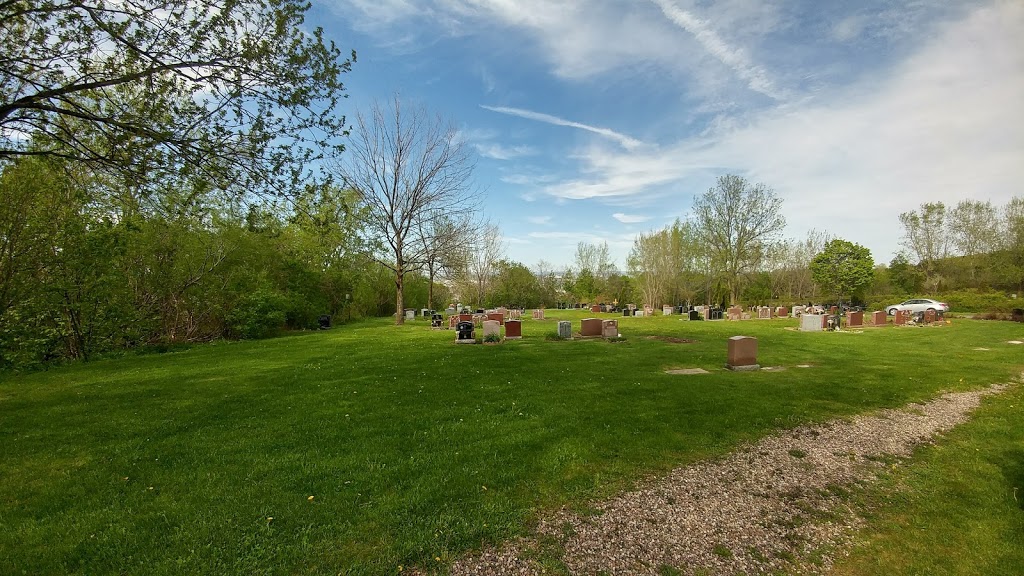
(938, 290, 1018, 313)
(226, 288, 288, 339)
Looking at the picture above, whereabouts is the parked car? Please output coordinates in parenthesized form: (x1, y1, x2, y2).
(885, 298, 949, 315)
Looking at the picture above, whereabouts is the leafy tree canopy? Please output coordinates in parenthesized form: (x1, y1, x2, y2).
(810, 239, 874, 303)
(1, 0, 354, 199)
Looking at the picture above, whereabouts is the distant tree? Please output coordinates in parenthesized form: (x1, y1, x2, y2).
(627, 230, 672, 307)
(888, 252, 924, 294)
(666, 220, 704, 306)
(692, 175, 786, 304)
(336, 96, 479, 324)
(605, 273, 636, 307)
(898, 202, 948, 279)
(997, 196, 1024, 293)
(947, 199, 1000, 284)
(488, 260, 540, 308)
(416, 211, 476, 310)
(1, 0, 355, 198)
(810, 239, 874, 310)
(531, 260, 559, 307)
(463, 223, 504, 307)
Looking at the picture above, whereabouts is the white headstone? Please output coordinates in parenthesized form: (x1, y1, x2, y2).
(483, 320, 501, 338)
(800, 314, 823, 332)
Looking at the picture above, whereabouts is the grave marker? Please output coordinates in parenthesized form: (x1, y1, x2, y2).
(846, 311, 864, 327)
(455, 321, 475, 343)
(871, 311, 886, 325)
(726, 336, 759, 371)
(557, 320, 573, 339)
(482, 320, 501, 339)
(758, 307, 771, 319)
(800, 314, 823, 332)
(602, 319, 619, 338)
(505, 320, 522, 339)
(580, 318, 602, 337)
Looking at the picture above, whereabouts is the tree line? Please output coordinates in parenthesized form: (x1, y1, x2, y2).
(3, 0, 1021, 371)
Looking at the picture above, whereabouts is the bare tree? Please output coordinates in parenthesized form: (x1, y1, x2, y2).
(336, 96, 479, 324)
(464, 223, 505, 307)
(692, 175, 786, 304)
(416, 210, 475, 310)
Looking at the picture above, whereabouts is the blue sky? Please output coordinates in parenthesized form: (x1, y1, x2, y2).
(309, 0, 1023, 270)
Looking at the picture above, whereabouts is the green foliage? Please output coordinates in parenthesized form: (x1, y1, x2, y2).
(226, 288, 288, 339)
(741, 272, 773, 304)
(0, 159, 377, 369)
(1, 0, 355, 198)
(810, 239, 875, 303)
(938, 290, 1019, 313)
(483, 332, 502, 343)
(888, 253, 924, 294)
(488, 260, 542, 308)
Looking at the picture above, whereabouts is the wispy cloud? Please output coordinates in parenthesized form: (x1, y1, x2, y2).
(527, 215, 552, 225)
(473, 142, 536, 160)
(650, 0, 780, 99)
(481, 105, 644, 150)
(612, 213, 651, 224)
(532, 2, 1024, 259)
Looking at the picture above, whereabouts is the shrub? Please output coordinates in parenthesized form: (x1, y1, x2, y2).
(939, 290, 1017, 313)
(226, 288, 288, 339)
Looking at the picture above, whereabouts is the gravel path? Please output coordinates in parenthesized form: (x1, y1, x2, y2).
(445, 384, 1009, 576)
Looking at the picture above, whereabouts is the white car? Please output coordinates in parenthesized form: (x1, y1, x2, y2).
(885, 298, 949, 315)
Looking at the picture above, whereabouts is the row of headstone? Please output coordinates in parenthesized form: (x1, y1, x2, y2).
(455, 319, 524, 342)
(557, 318, 620, 339)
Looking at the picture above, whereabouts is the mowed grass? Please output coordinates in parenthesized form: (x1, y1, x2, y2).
(1, 312, 1022, 575)
(833, 379, 1024, 576)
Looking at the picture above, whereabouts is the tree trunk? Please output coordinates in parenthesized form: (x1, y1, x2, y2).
(395, 266, 404, 325)
(427, 266, 435, 310)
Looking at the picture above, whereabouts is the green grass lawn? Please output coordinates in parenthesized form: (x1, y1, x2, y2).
(833, 378, 1024, 576)
(1, 312, 1022, 575)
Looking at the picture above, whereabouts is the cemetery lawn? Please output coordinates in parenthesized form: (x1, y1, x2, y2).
(832, 379, 1024, 576)
(1, 312, 1022, 575)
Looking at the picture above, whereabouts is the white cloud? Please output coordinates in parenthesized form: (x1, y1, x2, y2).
(480, 105, 644, 150)
(473, 142, 536, 160)
(532, 2, 1024, 261)
(832, 14, 867, 42)
(650, 0, 781, 99)
(612, 213, 651, 224)
(526, 215, 552, 225)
